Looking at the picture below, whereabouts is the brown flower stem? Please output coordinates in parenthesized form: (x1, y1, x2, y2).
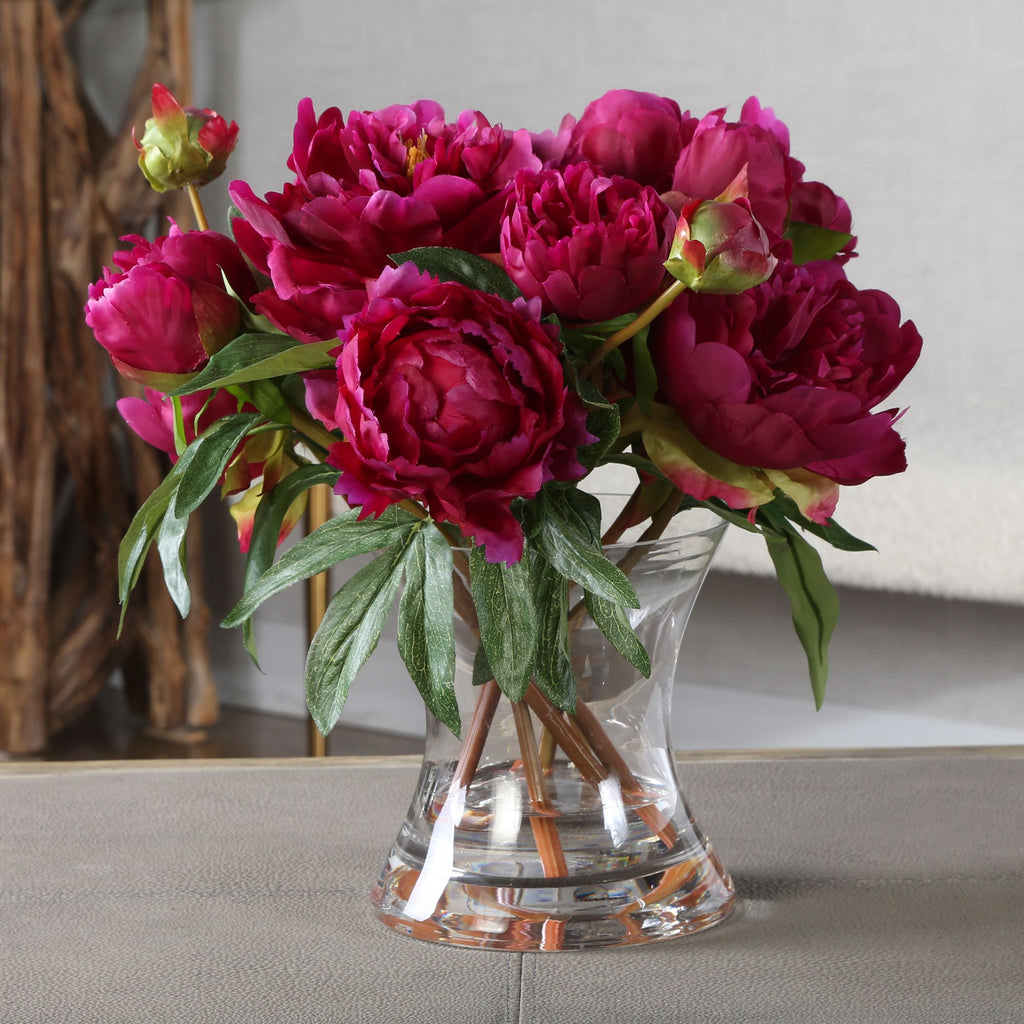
(570, 698, 678, 848)
(523, 683, 606, 788)
(600, 484, 645, 546)
(185, 183, 209, 231)
(582, 278, 686, 375)
(525, 684, 677, 847)
(610, 487, 684, 579)
(288, 407, 339, 457)
(452, 678, 502, 790)
(538, 724, 558, 772)
(511, 700, 568, 877)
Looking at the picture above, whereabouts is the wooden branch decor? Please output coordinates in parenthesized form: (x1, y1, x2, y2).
(0, 0, 216, 755)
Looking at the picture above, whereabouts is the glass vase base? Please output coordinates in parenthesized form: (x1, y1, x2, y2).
(371, 846, 735, 951)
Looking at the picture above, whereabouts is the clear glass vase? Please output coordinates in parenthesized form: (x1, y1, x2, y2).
(371, 508, 733, 950)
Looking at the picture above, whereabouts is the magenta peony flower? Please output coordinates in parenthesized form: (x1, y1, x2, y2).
(566, 89, 691, 191)
(650, 259, 922, 489)
(671, 98, 801, 246)
(322, 264, 592, 563)
(500, 162, 674, 323)
(231, 98, 534, 342)
(85, 224, 255, 386)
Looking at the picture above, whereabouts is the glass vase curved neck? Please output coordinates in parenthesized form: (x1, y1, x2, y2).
(372, 508, 734, 950)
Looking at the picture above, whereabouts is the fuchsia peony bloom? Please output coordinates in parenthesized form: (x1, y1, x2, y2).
(85, 224, 255, 386)
(230, 98, 540, 342)
(651, 260, 923, 490)
(501, 162, 674, 322)
(671, 98, 801, 246)
(322, 264, 592, 563)
(565, 89, 692, 191)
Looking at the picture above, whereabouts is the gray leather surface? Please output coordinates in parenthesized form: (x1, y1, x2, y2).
(2, 752, 1023, 1023)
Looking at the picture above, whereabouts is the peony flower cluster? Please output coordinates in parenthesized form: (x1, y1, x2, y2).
(87, 87, 921, 562)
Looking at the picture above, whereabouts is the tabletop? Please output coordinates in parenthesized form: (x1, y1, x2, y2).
(3, 748, 1023, 1023)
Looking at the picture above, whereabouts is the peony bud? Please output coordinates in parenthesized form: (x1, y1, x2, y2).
(665, 195, 777, 294)
(135, 83, 238, 192)
(664, 166, 776, 293)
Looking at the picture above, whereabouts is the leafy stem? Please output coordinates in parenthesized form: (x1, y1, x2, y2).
(582, 278, 686, 375)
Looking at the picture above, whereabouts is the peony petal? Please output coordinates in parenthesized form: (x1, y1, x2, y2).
(640, 404, 775, 511)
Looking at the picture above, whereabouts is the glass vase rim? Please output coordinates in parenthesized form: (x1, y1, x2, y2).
(452, 495, 728, 556)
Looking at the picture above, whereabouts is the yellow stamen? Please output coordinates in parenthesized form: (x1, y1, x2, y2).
(404, 132, 430, 178)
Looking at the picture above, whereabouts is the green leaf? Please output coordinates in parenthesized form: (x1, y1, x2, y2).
(469, 546, 538, 702)
(117, 468, 182, 628)
(391, 247, 523, 302)
(397, 525, 460, 736)
(155, 506, 191, 618)
(764, 490, 877, 553)
(169, 412, 262, 519)
(222, 505, 420, 628)
(584, 590, 652, 677)
(785, 221, 854, 265)
(556, 486, 602, 545)
(579, 400, 622, 472)
(602, 451, 670, 480)
(560, 313, 637, 361)
(242, 379, 292, 426)
(701, 498, 765, 534)
(570, 374, 616, 411)
(306, 543, 416, 735)
(522, 489, 639, 608)
(238, 464, 341, 662)
(471, 643, 494, 688)
(530, 556, 576, 711)
(631, 328, 657, 417)
(169, 334, 338, 396)
(116, 413, 262, 629)
(762, 519, 839, 709)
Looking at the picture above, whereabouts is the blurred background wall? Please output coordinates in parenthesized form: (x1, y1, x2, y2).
(78, 0, 1023, 749)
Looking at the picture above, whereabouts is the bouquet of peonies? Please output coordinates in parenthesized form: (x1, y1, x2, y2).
(87, 85, 921, 738)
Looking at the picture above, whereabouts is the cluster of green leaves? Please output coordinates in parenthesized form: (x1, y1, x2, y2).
(217, 485, 647, 740)
(116, 325, 341, 643)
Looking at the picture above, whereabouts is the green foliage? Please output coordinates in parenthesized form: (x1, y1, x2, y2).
(222, 506, 421, 628)
(469, 547, 538, 702)
(169, 333, 338, 396)
(521, 488, 639, 608)
(760, 515, 839, 710)
(570, 375, 622, 472)
(397, 526, 460, 736)
(766, 490, 876, 552)
(529, 555, 576, 711)
(584, 591, 652, 677)
(784, 221, 854, 265)
(630, 329, 657, 417)
(237, 463, 341, 662)
(117, 412, 261, 627)
(391, 247, 523, 302)
(306, 543, 418, 736)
